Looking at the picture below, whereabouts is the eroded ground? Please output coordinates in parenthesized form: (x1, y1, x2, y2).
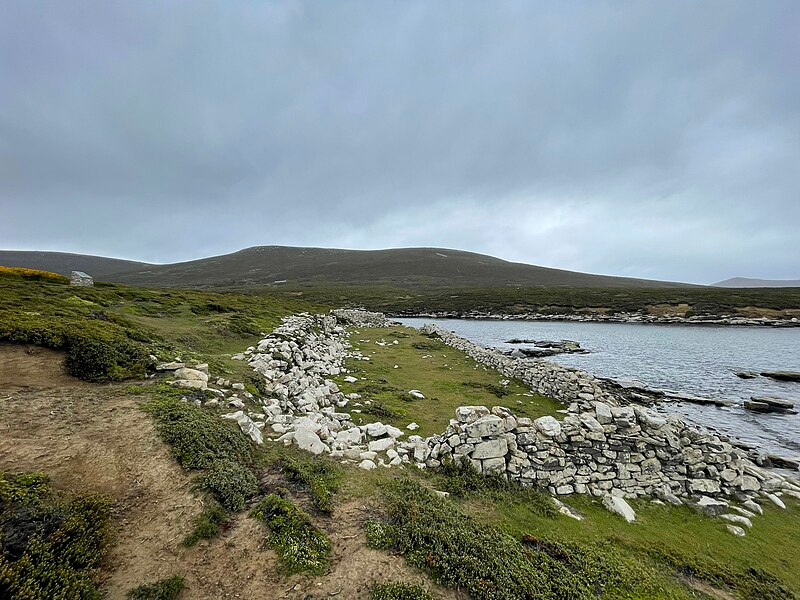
(0, 345, 454, 599)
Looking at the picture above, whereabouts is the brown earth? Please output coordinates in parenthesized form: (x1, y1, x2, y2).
(0, 345, 457, 599)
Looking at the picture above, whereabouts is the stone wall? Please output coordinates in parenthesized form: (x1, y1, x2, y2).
(414, 323, 792, 501)
(226, 312, 797, 509)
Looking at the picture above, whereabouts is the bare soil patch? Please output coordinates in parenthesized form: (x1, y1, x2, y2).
(0, 345, 451, 599)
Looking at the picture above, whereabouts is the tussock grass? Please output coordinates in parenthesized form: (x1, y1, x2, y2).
(250, 493, 331, 575)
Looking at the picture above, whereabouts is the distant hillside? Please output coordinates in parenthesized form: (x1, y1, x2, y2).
(713, 277, 800, 288)
(0, 250, 152, 278)
(99, 246, 688, 289)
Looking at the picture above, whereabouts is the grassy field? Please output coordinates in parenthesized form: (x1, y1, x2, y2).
(282, 284, 800, 318)
(335, 325, 562, 437)
(2, 274, 800, 598)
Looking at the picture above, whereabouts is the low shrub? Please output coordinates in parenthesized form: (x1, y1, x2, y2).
(126, 575, 185, 600)
(463, 381, 509, 398)
(0, 312, 149, 382)
(369, 581, 436, 600)
(370, 478, 672, 600)
(144, 398, 252, 470)
(437, 457, 556, 518)
(196, 459, 258, 511)
(250, 494, 331, 575)
(0, 472, 112, 599)
(183, 504, 227, 547)
(280, 455, 342, 514)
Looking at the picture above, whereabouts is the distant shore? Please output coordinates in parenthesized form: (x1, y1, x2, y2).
(391, 311, 800, 327)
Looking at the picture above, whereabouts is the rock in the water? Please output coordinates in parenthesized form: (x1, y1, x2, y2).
(760, 371, 800, 383)
(602, 494, 636, 522)
(735, 371, 759, 379)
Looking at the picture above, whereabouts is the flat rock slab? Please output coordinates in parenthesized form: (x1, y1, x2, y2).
(603, 495, 636, 522)
(750, 396, 795, 409)
(761, 371, 800, 382)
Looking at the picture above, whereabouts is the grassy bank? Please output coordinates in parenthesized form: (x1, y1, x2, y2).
(334, 325, 562, 437)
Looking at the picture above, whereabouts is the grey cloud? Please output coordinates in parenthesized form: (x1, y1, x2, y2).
(1, 1, 798, 282)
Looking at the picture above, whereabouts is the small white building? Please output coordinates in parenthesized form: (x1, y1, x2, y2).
(70, 271, 93, 287)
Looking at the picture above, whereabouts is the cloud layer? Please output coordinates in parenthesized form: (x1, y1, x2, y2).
(2, 1, 798, 283)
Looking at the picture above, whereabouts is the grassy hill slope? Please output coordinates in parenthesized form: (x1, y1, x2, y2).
(0, 250, 152, 277)
(102, 246, 688, 289)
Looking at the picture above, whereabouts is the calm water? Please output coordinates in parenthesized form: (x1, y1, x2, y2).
(398, 318, 800, 457)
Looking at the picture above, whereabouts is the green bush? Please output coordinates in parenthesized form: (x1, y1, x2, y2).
(126, 575, 185, 600)
(280, 455, 342, 514)
(144, 398, 252, 470)
(369, 581, 436, 600)
(183, 504, 227, 547)
(437, 457, 556, 518)
(371, 478, 674, 600)
(0, 312, 148, 382)
(0, 472, 112, 599)
(197, 459, 258, 511)
(250, 494, 331, 575)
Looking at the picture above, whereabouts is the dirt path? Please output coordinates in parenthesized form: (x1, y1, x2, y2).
(0, 345, 457, 599)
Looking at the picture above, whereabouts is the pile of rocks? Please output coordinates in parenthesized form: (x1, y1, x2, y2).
(227, 312, 412, 468)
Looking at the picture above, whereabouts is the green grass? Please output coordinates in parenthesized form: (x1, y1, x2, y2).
(367, 478, 689, 600)
(335, 326, 562, 436)
(182, 503, 228, 547)
(278, 454, 343, 514)
(0, 276, 321, 382)
(474, 491, 800, 598)
(250, 493, 331, 575)
(126, 575, 185, 599)
(0, 472, 112, 599)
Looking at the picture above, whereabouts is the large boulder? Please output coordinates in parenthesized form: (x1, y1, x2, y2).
(466, 415, 505, 438)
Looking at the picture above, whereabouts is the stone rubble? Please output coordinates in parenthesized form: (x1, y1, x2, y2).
(191, 309, 797, 535)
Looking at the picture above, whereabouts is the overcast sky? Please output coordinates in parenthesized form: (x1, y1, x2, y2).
(1, 1, 798, 284)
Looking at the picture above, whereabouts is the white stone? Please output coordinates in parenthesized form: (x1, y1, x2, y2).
(368, 438, 395, 453)
(602, 494, 636, 522)
(408, 389, 425, 399)
(726, 524, 746, 537)
(406, 422, 419, 431)
(344, 376, 358, 383)
(765, 493, 786, 509)
(472, 438, 508, 460)
(466, 415, 505, 438)
(366, 422, 388, 437)
(171, 379, 207, 390)
(294, 427, 329, 455)
(534, 415, 562, 437)
(720, 514, 752, 528)
(359, 459, 377, 470)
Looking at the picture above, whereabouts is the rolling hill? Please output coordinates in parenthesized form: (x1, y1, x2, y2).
(713, 277, 800, 288)
(0, 250, 151, 278)
(0, 246, 689, 289)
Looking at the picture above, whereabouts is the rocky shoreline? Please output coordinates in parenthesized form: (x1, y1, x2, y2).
(175, 309, 799, 534)
(392, 310, 800, 327)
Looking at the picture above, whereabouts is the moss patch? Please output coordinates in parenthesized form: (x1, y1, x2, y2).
(279, 454, 343, 514)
